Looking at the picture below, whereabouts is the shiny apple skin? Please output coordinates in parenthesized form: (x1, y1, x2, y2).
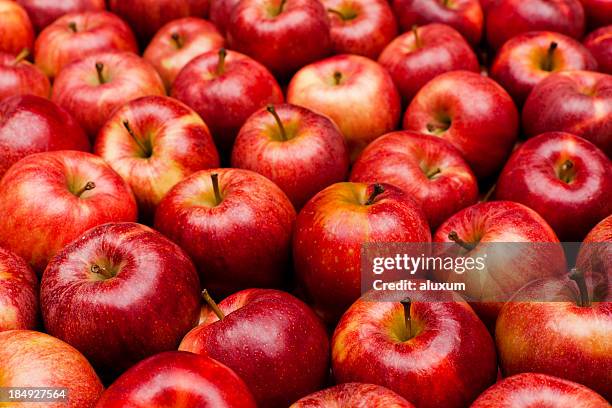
(0, 330, 103, 408)
(34, 11, 138, 80)
(486, 0, 586, 50)
(392, 0, 483, 45)
(179, 288, 329, 408)
(210, 0, 240, 35)
(577, 214, 611, 282)
(0, 95, 89, 179)
(287, 54, 401, 161)
(471, 373, 610, 408)
(155, 168, 296, 295)
(144, 18, 224, 89)
(172, 49, 283, 155)
(290, 383, 415, 408)
(403, 70, 519, 180)
(331, 290, 497, 408)
(228, 0, 331, 78)
(496, 132, 612, 241)
(323, 0, 397, 60)
(95, 95, 219, 220)
(0, 150, 137, 273)
(0, 0, 34, 56)
(0, 247, 37, 331)
(584, 26, 612, 74)
(351, 131, 478, 229)
(491, 31, 598, 105)
(231, 103, 349, 209)
(580, 0, 612, 28)
(378, 23, 479, 103)
(16, 0, 105, 32)
(0, 51, 50, 101)
(52, 51, 165, 141)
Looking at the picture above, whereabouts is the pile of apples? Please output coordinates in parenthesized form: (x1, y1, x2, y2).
(0, 0, 610, 407)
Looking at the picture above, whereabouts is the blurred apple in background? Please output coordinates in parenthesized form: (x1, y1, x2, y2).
(580, 0, 612, 28)
(584, 26, 612, 74)
(291, 383, 415, 407)
(0, 247, 37, 331)
(0, 0, 34, 56)
(0, 49, 50, 101)
(16, 0, 106, 32)
(209, 0, 240, 36)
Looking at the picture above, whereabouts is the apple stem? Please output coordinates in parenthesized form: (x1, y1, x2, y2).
(122, 120, 150, 156)
(277, 0, 288, 15)
(216, 48, 227, 75)
(68, 21, 77, 32)
(333, 71, 343, 85)
(13, 48, 29, 65)
(171, 32, 184, 49)
(412, 25, 422, 48)
(327, 8, 357, 20)
(481, 183, 496, 202)
(202, 289, 225, 320)
(448, 231, 476, 251)
(95, 62, 106, 84)
(400, 297, 412, 339)
(569, 268, 590, 307)
(266, 104, 288, 141)
(426, 167, 441, 179)
(543, 42, 558, 72)
(559, 159, 574, 183)
(75, 181, 96, 197)
(211, 173, 222, 205)
(365, 184, 385, 205)
(91, 264, 112, 279)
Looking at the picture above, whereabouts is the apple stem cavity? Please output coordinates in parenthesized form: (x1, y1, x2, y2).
(448, 231, 476, 251)
(202, 289, 225, 320)
(400, 297, 412, 340)
(216, 48, 227, 75)
(412, 25, 422, 48)
(68, 21, 77, 32)
(122, 120, 151, 157)
(75, 181, 96, 197)
(13, 48, 29, 65)
(569, 268, 591, 307)
(543, 42, 558, 72)
(365, 184, 385, 205)
(171, 32, 184, 49)
(327, 8, 357, 21)
(558, 159, 574, 183)
(211, 173, 222, 205)
(95, 62, 106, 84)
(266, 104, 288, 141)
(333, 71, 343, 85)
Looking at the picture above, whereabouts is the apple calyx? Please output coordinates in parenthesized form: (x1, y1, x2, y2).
(542, 42, 558, 72)
(327, 8, 358, 21)
(400, 297, 413, 340)
(90, 264, 114, 280)
(13, 48, 29, 65)
(216, 48, 227, 75)
(202, 289, 225, 320)
(558, 159, 575, 183)
(266, 104, 288, 141)
(95, 62, 106, 84)
(412, 25, 422, 49)
(365, 184, 385, 205)
(210, 173, 222, 205)
(448, 231, 476, 251)
(75, 181, 96, 197)
(171, 32, 184, 49)
(68, 22, 78, 33)
(333, 71, 343, 86)
(122, 120, 152, 158)
(569, 268, 591, 307)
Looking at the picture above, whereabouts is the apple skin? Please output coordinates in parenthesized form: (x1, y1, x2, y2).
(576, 214, 611, 285)
(209, 0, 240, 35)
(471, 373, 610, 408)
(290, 383, 415, 407)
(331, 289, 497, 408)
(584, 26, 612, 74)
(391, 0, 483, 45)
(227, 0, 331, 78)
(378, 23, 480, 103)
(323, 0, 398, 60)
(287, 54, 401, 161)
(0, 330, 103, 408)
(41, 222, 201, 379)
(495, 132, 612, 241)
(403, 70, 519, 180)
(34, 11, 139, 80)
(486, 0, 586, 50)
(0, 150, 137, 274)
(52, 51, 166, 141)
(95, 351, 257, 408)
(16, 0, 106, 32)
(0, 247, 37, 331)
(179, 288, 330, 408)
(95, 95, 219, 220)
(491, 31, 598, 105)
(144, 17, 224, 90)
(172, 49, 283, 156)
(155, 168, 296, 296)
(0, 0, 34, 56)
(231, 103, 350, 209)
(350, 131, 479, 229)
(580, 0, 612, 29)
(0, 51, 50, 101)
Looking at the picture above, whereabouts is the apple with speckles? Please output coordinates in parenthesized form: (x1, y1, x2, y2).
(0, 49, 49, 101)
(290, 383, 415, 407)
(0, 248, 37, 331)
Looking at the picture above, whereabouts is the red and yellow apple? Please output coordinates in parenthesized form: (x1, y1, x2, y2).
(0, 248, 37, 331)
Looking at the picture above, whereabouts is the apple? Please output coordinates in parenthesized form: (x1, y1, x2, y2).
(287, 54, 401, 161)
(172, 49, 283, 155)
(179, 288, 329, 408)
(95, 95, 220, 221)
(391, 0, 484, 45)
(495, 132, 612, 241)
(350, 130, 479, 229)
(52, 51, 166, 141)
(580, 0, 612, 29)
(16, 0, 106, 32)
(155, 168, 296, 296)
(0, 247, 37, 331)
(34, 11, 139, 80)
(323, 0, 398, 59)
(0, 48, 49, 100)
(576, 215, 611, 286)
(486, 0, 586, 50)
(331, 288, 497, 408)
(231, 103, 349, 209)
(403, 70, 519, 179)
(41, 222, 201, 379)
(0, 0, 34, 56)
(471, 373, 610, 407)
(209, 0, 240, 36)
(144, 17, 224, 89)
(378, 23, 480, 103)
(491, 31, 598, 104)
(95, 351, 257, 407)
(290, 383, 415, 407)
(0, 150, 137, 273)
(584, 26, 612, 74)
(0, 95, 89, 179)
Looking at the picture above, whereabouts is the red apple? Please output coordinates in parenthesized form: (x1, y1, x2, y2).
(496, 132, 612, 241)
(0, 95, 89, 179)
(16, 0, 106, 32)
(491, 31, 597, 104)
(580, 0, 612, 29)
(0, 0, 34, 56)
(179, 288, 329, 408)
(52, 51, 165, 140)
(0, 150, 137, 273)
(0, 247, 37, 331)
(471, 373, 610, 407)
(0, 49, 50, 101)
(95, 351, 257, 408)
(209, 0, 240, 36)
(290, 383, 415, 407)
(403, 70, 519, 179)
(577, 215, 611, 285)
(378, 23, 480, 103)
(155, 168, 296, 296)
(227, 0, 331, 78)
(95, 95, 219, 220)
(323, 0, 398, 59)
(287, 54, 401, 161)
(41, 222, 201, 379)
(350, 130, 479, 229)
(231, 103, 349, 209)
(144, 17, 224, 89)
(392, 0, 483, 45)
(172, 49, 283, 155)
(331, 289, 497, 408)
(34, 11, 139, 80)
(584, 26, 612, 74)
